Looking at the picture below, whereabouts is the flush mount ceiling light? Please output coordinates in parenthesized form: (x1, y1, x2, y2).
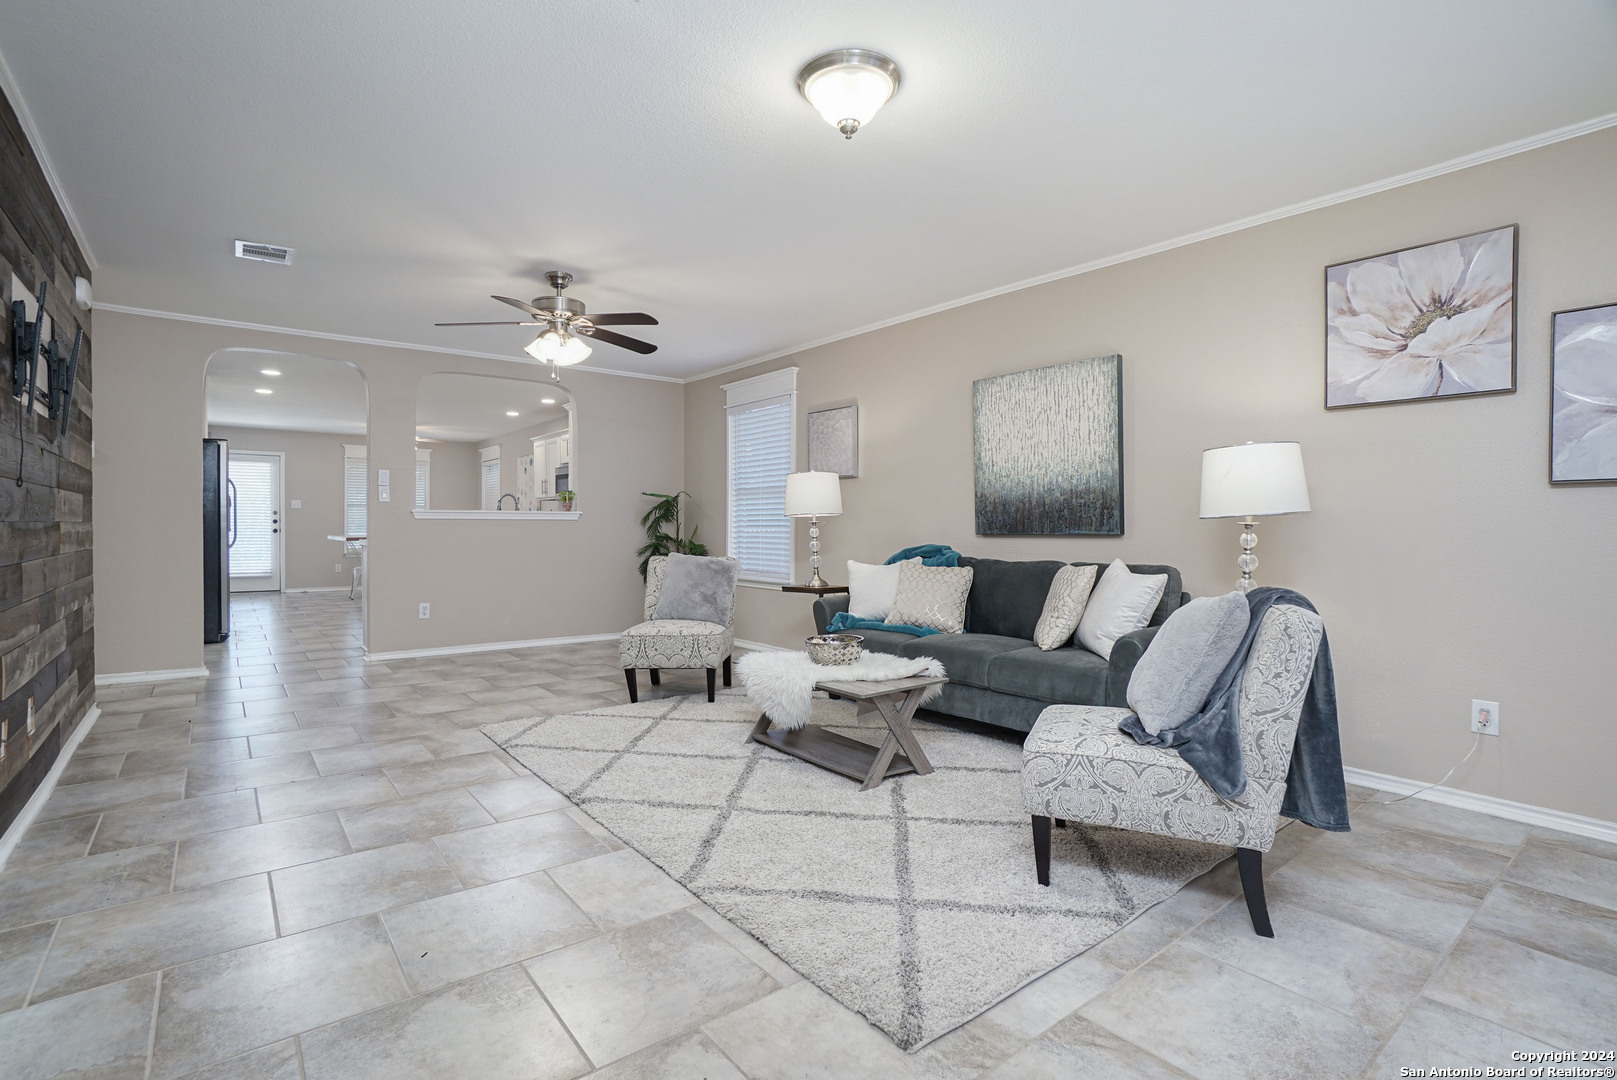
(797, 49, 900, 139)
(260, 368, 281, 376)
(523, 327, 592, 366)
(254, 387, 273, 394)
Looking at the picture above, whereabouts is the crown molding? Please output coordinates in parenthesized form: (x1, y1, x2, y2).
(0, 48, 98, 270)
(92, 303, 684, 383)
(679, 109, 1617, 384)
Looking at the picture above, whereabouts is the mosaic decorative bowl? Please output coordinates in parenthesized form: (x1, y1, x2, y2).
(805, 634, 864, 666)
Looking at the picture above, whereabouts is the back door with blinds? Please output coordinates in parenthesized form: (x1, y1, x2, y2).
(227, 451, 283, 592)
(727, 398, 793, 582)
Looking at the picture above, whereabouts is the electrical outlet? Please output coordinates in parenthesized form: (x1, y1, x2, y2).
(1471, 699, 1500, 736)
(418, 603, 430, 619)
(336, 564, 344, 574)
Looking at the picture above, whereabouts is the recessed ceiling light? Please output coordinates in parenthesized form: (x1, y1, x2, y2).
(259, 368, 281, 376)
(541, 398, 556, 404)
(254, 388, 273, 395)
(506, 411, 520, 417)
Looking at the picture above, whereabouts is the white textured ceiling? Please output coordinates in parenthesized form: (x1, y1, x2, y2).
(206, 350, 367, 435)
(415, 373, 569, 443)
(5, 1, 1617, 379)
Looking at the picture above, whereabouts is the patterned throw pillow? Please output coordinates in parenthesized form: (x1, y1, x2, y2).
(1032, 563, 1099, 650)
(886, 563, 975, 633)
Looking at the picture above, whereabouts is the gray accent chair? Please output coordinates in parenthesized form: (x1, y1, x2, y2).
(813, 557, 1189, 733)
(1021, 603, 1326, 936)
(620, 556, 737, 703)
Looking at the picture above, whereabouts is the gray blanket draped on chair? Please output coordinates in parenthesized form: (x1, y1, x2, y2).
(1118, 587, 1350, 832)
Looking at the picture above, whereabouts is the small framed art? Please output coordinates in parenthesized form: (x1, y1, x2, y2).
(1551, 301, 1617, 484)
(1325, 224, 1517, 409)
(807, 403, 858, 478)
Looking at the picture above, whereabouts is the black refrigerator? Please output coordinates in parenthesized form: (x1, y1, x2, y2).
(203, 438, 232, 642)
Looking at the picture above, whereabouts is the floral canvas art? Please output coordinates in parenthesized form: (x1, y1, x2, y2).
(1551, 302, 1617, 484)
(1325, 225, 1517, 408)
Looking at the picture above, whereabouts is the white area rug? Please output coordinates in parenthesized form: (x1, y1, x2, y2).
(483, 690, 1229, 1051)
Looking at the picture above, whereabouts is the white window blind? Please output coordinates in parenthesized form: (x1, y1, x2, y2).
(414, 448, 432, 510)
(342, 445, 367, 547)
(229, 457, 274, 576)
(479, 445, 501, 510)
(727, 398, 794, 583)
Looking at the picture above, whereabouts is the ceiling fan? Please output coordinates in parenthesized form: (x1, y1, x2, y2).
(435, 271, 658, 365)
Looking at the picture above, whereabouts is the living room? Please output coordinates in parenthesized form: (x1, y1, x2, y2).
(0, 4, 1614, 1079)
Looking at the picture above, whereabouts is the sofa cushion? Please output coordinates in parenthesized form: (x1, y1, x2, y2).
(987, 645, 1111, 704)
(1069, 562, 1183, 626)
(958, 557, 1067, 639)
(888, 563, 974, 633)
(850, 628, 925, 657)
(898, 633, 1029, 689)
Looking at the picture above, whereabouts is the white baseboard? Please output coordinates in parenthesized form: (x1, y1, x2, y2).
(734, 638, 790, 652)
(284, 587, 350, 594)
(367, 633, 619, 662)
(95, 667, 210, 687)
(1345, 766, 1617, 846)
(0, 705, 101, 872)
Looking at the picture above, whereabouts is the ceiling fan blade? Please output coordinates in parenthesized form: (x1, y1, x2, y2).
(493, 295, 546, 317)
(584, 312, 659, 326)
(579, 326, 658, 354)
(434, 320, 539, 326)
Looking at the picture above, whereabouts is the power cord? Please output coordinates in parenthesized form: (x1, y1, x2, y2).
(1368, 732, 1483, 805)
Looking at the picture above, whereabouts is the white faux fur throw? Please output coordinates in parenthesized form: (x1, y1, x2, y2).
(737, 649, 947, 731)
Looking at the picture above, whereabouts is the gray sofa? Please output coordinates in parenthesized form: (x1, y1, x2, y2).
(813, 557, 1186, 733)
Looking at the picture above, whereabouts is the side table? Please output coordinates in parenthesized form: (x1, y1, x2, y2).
(749, 674, 947, 791)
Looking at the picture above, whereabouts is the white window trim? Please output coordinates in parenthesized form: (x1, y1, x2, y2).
(723, 367, 797, 585)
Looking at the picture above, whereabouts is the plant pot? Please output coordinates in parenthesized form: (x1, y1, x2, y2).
(559, 500, 575, 512)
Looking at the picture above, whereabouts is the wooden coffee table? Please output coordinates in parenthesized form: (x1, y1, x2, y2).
(748, 674, 948, 790)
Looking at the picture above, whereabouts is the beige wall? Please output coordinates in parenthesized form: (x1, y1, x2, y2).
(684, 127, 1617, 822)
(95, 310, 684, 672)
(207, 425, 361, 591)
(423, 440, 479, 512)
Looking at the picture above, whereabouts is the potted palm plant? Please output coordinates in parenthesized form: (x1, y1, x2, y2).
(637, 491, 707, 579)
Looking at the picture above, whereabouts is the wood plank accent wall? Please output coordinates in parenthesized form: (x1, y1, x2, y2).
(0, 85, 94, 837)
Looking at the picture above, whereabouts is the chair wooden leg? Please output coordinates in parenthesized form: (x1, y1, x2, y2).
(722, 655, 732, 687)
(1032, 815, 1052, 886)
(624, 669, 639, 704)
(1237, 848, 1273, 938)
(706, 667, 717, 702)
(648, 668, 661, 686)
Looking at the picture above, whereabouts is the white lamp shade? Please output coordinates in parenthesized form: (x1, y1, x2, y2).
(1200, 442, 1311, 519)
(783, 471, 843, 517)
(523, 330, 592, 366)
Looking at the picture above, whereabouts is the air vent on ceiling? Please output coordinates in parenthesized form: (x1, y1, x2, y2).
(234, 239, 295, 265)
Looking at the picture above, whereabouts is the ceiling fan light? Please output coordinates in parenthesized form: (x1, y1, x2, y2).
(523, 328, 591, 366)
(554, 333, 592, 366)
(798, 50, 900, 138)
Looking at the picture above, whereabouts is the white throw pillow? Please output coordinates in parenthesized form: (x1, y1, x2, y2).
(846, 559, 917, 620)
(886, 562, 975, 634)
(1033, 563, 1099, 650)
(1075, 559, 1169, 660)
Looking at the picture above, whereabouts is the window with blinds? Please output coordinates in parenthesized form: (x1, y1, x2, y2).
(479, 445, 501, 510)
(727, 398, 794, 583)
(343, 445, 367, 548)
(414, 448, 432, 510)
(228, 456, 275, 576)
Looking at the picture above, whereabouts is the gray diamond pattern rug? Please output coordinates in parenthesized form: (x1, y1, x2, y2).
(483, 689, 1230, 1051)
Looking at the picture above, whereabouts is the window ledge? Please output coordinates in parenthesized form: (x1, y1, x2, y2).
(737, 579, 790, 590)
(411, 510, 582, 521)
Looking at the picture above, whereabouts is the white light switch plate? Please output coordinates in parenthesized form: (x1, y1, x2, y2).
(290, 499, 302, 509)
(378, 469, 389, 484)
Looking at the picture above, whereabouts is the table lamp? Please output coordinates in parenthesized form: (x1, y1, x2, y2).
(784, 471, 843, 589)
(1200, 442, 1311, 593)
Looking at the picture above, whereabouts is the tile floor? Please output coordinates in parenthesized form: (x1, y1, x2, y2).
(1, 592, 1614, 1079)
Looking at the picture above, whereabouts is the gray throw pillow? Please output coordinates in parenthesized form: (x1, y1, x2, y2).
(652, 554, 739, 626)
(1127, 592, 1249, 735)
